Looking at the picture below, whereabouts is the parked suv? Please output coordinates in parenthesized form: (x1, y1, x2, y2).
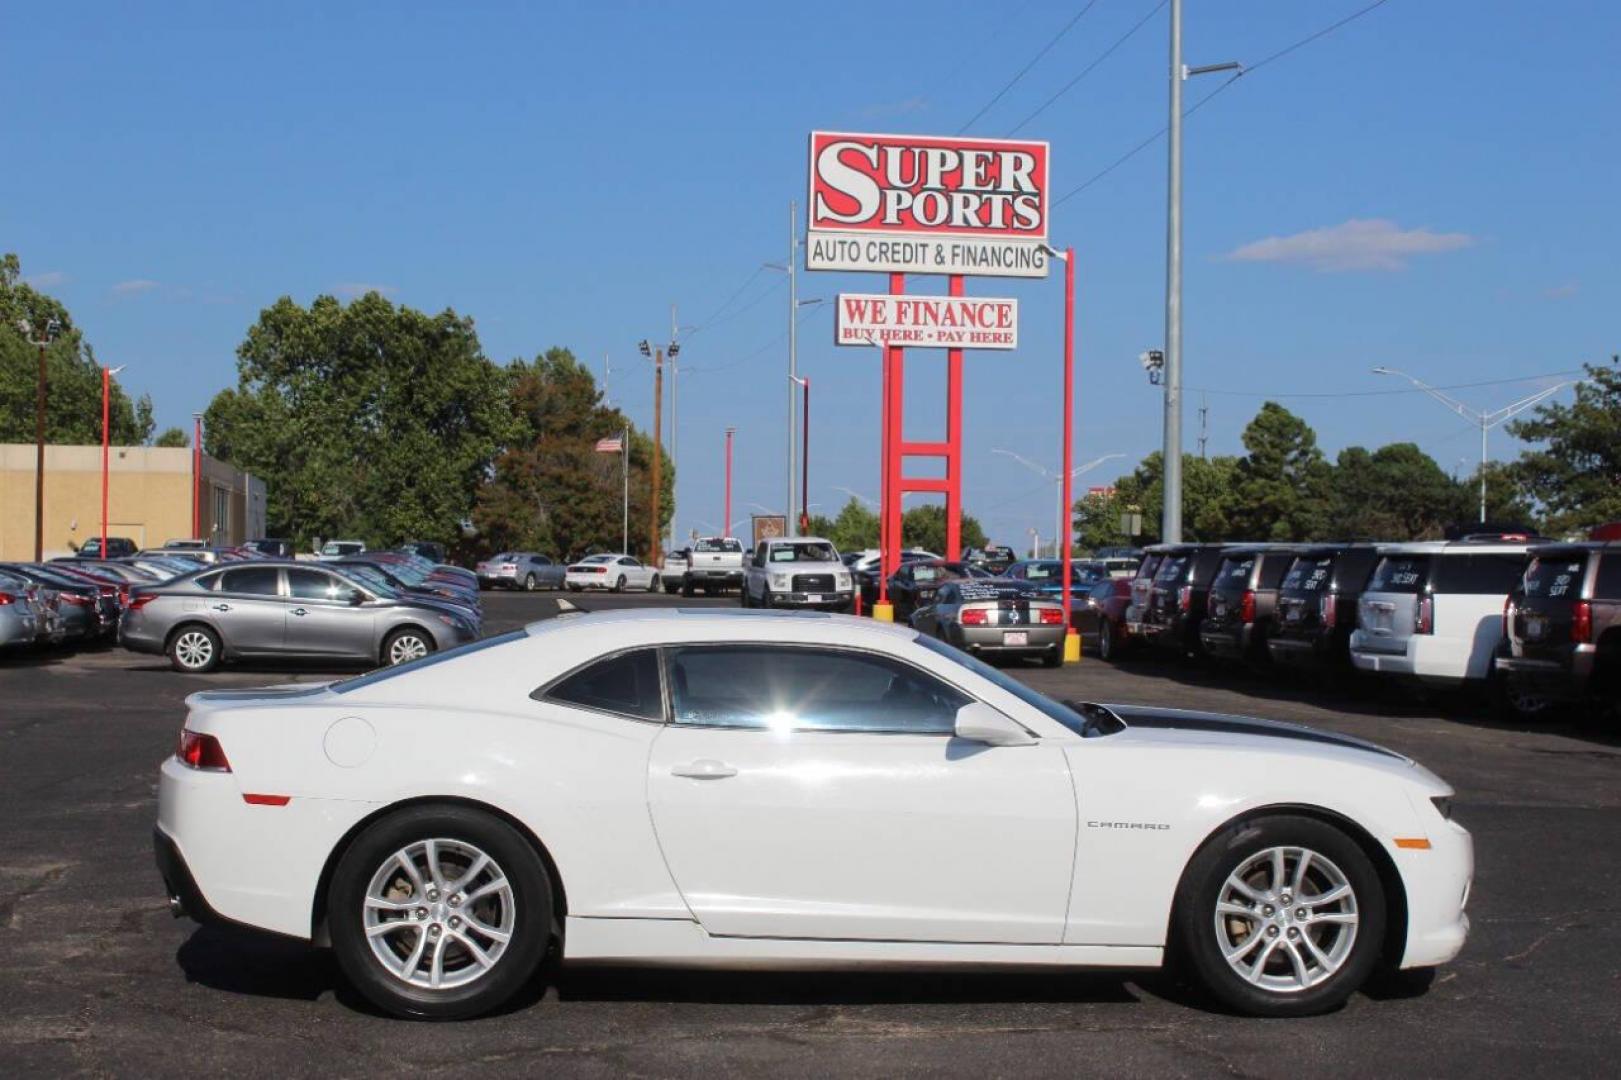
(1139, 543, 1229, 654)
(1125, 547, 1167, 641)
(1199, 545, 1305, 665)
(76, 536, 137, 559)
(1267, 544, 1380, 671)
(1350, 538, 1535, 688)
(1496, 541, 1621, 713)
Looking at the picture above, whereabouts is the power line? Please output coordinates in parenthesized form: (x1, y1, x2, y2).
(957, 1, 1103, 134)
(684, 265, 769, 338)
(1008, 0, 1169, 136)
(1054, 0, 1395, 206)
(682, 303, 829, 376)
(1185, 369, 1586, 401)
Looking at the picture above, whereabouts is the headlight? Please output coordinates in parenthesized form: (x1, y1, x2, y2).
(835, 573, 852, 589)
(771, 574, 791, 589)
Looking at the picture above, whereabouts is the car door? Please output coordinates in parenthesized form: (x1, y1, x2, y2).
(212, 566, 288, 653)
(284, 568, 377, 658)
(647, 643, 1077, 943)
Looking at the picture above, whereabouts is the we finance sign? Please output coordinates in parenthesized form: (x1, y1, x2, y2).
(806, 131, 1051, 278)
(835, 293, 1018, 350)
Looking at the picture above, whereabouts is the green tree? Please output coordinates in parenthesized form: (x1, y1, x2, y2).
(152, 426, 190, 448)
(814, 497, 879, 553)
(1505, 357, 1621, 535)
(0, 253, 150, 444)
(901, 503, 988, 554)
(1456, 460, 1539, 531)
(469, 348, 672, 561)
(204, 291, 517, 549)
(1225, 402, 1333, 541)
(1330, 443, 1459, 540)
(1109, 452, 1239, 543)
(1074, 487, 1129, 551)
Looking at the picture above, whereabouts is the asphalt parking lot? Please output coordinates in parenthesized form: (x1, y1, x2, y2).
(3, 590, 1617, 1078)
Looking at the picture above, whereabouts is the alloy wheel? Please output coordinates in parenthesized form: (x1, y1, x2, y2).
(362, 838, 515, 991)
(389, 633, 430, 665)
(1213, 845, 1359, 993)
(174, 630, 214, 669)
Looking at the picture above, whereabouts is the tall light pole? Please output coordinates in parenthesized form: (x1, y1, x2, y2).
(790, 375, 810, 534)
(192, 413, 204, 540)
(101, 364, 127, 557)
(1163, 0, 1240, 542)
(992, 449, 1126, 559)
(723, 427, 735, 538)
(18, 317, 62, 559)
(640, 336, 680, 563)
(1371, 366, 1583, 523)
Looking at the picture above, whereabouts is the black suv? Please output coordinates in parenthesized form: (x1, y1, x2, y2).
(75, 536, 137, 559)
(1496, 541, 1621, 713)
(1199, 545, 1305, 665)
(1140, 543, 1229, 654)
(1267, 544, 1381, 670)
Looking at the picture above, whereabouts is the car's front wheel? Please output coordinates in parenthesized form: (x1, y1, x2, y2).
(383, 628, 434, 666)
(1174, 814, 1386, 1017)
(329, 805, 554, 1020)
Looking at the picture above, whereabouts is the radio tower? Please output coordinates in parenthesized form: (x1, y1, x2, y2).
(1197, 393, 1209, 459)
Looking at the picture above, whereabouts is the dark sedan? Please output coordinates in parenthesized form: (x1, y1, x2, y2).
(1072, 577, 1134, 660)
(883, 560, 997, 622)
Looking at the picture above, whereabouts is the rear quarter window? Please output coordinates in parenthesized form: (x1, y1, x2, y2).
(1154, 555, 1189, 584)
(1525, 555, 1587, 600)
(1215, 556, 1255, 588)
(1431, 553, 1527, 595)
(1367, 555, 1430, 593)
(1597, 554, 1621, 599)
(1281, 556, 1334, 595)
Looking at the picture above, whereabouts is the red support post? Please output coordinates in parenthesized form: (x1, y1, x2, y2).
(879, 272, 904, 609)
(799, 377, 810, 535)
(192, 415, 202, 539)
(101, 367, 111, 557)
(723, 427, 734, 537)
(1060, 247, 1078, 657)
(946, 275, 964, 561)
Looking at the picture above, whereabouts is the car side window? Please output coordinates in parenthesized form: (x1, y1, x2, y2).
(1090, 581, 1114, 602)
(665, 645, 970, 735)
(220, 567, 281, 596)
(287, 568, 342, 601)
(540, 648, 664, 722)
(1432, 554, 1526, 595)
(1592, 554, 1621, 598)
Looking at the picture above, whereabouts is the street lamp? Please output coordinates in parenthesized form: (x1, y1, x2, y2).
(639, 334, 681, 564)
(834, 486, 876, 508)
(1370, 366, 1583, 523)
(789, 375, 810, 534)
(991, 449, 1126, 559)
(18, 316, 63, 559)
(192, 412, 204, 540)
(101, 364, 127, 557)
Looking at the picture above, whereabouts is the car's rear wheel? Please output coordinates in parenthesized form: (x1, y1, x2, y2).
(329, 805, 553, 1020)
(523, 573, 537, 591)
(1041, 646, 1062, 668)
(1175, 814, 1385, 1017)
(168, 624, 221, 673)
(384, 628, 434, 666)
(681, 576, 694, 598)
(612, 574, 626, 593)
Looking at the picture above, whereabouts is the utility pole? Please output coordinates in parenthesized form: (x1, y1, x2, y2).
(603, 351, 611, 407)
(669, 304, 679, 556)
(650, 350, 663, 564)
(18, 318, 60, 559)
(621, 426, 629, 556)
(1198, 392, 1209, 459)
(787, 200, 799, 535)
(192, 413, 204, 540)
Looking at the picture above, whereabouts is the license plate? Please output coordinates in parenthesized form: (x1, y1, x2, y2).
(1003, 631, 1029, 646)
(1525, 615, 1547, 640)
(806, 594, 823, 603)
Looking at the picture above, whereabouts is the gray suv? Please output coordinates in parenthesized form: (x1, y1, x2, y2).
(120, 561, 478, 673)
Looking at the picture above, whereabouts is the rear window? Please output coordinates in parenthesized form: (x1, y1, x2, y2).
(1281, 556, 1334, 595)
(1431, 553, 1526, 595)
(1135, 554, 1162, 581)
(1598, 554, 1621, 598)
(1524, 555, 1586, 600)
(1367, 555, 1430, 594)
(1154, 554, 1190, 584)
(1215, 556, 1255, 589)
(694, 538, 742, 553)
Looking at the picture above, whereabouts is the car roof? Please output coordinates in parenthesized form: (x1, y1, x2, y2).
(524, 606, 916, 647)
(1373, 540, 1535, 555)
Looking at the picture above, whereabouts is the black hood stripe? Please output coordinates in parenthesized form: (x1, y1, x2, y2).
(1105, 707, 1405, 760)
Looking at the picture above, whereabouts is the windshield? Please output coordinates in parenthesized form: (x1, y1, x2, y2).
(1154, 554, 1190, 584)
(580, 554, 615, 564)
(1214, 555, 1256, 590)
(321, 542, 362, 556)
(915, 635, 1112, 738)
(341, 565, 401, 600)
(769, 542, 837, 563)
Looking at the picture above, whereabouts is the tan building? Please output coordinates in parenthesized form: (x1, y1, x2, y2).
(0, 444, 267, 559)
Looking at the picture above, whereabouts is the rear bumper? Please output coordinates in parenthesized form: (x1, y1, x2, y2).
(953, 625, 1065, 654)
(1494, 649, 1594, 700)
(1268, 633, 1335, 667)
(686, 570, 743, 586)
(1199, 623, 1254, 659)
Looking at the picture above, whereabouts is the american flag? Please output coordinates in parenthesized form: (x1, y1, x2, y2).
(594, 435, 623, 453)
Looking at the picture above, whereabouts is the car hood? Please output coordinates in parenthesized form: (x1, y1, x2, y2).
(1096, 703, 1412, 766)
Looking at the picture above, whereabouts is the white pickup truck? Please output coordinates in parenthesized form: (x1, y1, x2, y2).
(742, 536, 854, 611)
(678, 536, 747, 596)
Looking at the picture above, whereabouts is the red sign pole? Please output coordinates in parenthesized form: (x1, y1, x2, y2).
(101, 367, 111, 557)
(192, 414, 202, 539)
(945, 275, 964, 561)
(1060, 247, 1080, 663)
(876, 273, 904, 619)
(723, 427, 734, 538)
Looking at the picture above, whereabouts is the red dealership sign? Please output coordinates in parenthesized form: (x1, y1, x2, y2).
(835, 293, 1018, 350)
(806, 131, 1051, 277)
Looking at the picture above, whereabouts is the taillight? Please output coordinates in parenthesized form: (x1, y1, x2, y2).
(127, 593, 158, 611)
(1415, 595, 1434, 635)
(177, 730, 231, 771)
(1177, 586, 1192, 612)
(59, 593, 91, 606)
(1240, 590, 1256, 623)
(1572, 600, 1593, 644)
(0, 591, 13, 605)
(1320, 593, 1337, 629)
(1038, 607, 1063, 625)
(960, 607, 988, 626)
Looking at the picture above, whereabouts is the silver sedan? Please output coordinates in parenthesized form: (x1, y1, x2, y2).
(0, 569, 43, 650)
(910, 580, 1067, 667)
(120, 561, 479, 673)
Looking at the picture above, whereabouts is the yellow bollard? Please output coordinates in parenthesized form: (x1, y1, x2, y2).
(1063, 629, 1082, 664)
(873, 602, 895, 623)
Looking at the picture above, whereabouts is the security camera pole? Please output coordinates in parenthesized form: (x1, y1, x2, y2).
(20, 317, 61, 560)
(640, 336, 679, 565)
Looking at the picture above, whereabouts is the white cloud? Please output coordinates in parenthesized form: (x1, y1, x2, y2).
(112, 278, 160, 296)
(23, 270, 68, 288)
(333, 282, 398, 298)
(1225, 218, 1474, 272)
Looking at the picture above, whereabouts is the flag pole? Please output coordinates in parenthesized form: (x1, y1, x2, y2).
(621, 426, 629, 554)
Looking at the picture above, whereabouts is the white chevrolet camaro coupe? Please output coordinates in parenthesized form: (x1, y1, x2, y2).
(155, 609, 1471, 1020)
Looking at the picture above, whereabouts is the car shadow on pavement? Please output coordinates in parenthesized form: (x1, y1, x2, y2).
(177, 926, 339, 1003)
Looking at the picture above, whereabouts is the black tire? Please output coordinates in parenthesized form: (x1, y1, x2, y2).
(1174, 814, 1386, 1017)
(612, 574, 626, 594)
(760, 588, 774, 610)
(328, 804, 554, 1021)
(681, 576, 695, 598)
(1490, 665, 1557, 722)
(1099, 620, 1117, 661)
(567, 584, 581, 593)
(523, 573, 537, 592)
(382, 627, 435, 667)
(663, 580, 678, 594)
(740, 584, 753, 608)
(1041, 647, 1063, 668)
(167, 623, 222, 673)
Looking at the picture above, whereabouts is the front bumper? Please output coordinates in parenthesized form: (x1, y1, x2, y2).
(772, 590, 853, 609)
(1395, 809, 1474, 969)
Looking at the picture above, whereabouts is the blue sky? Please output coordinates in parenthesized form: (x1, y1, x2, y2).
(4, 1, 1615, 547)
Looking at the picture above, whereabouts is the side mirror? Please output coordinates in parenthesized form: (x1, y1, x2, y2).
(953, 703, 1036, 747)
(343, 588, 366, 606)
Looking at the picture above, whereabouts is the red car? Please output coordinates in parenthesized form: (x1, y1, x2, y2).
(1072, 577, 1134, 660)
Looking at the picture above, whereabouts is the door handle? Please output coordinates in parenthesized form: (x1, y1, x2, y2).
(670, 759, 738, 780)
(212, 603, 232, 612)
(290, 607, 308, 616)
